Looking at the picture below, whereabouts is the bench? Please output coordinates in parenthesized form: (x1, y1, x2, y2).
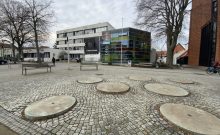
(80, 61, 98, 71)
(22, 63, 52, 75)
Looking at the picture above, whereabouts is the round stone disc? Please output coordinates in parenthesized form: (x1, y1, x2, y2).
(24, 96, 76, 120)
(160, 103, 220, 135)
(169, 78, 195, 84)
(77, 77, 103, 84)
(96, 82, 129, 93)
(129, 75, 151, 81)
(144, 83, 189, 96)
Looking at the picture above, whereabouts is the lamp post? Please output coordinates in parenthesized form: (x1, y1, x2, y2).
(67, 37, 70, 70)
(121, 17, 124, 66)
(1, 39, 5, 58)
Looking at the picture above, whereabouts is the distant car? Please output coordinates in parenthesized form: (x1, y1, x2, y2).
(0, 59, 7, 65)
(7, 57, 18, 64)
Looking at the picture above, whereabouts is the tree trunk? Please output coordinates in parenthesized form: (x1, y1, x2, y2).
(166, 34, 177, 67)
(166, 47, 174, 66)
(11, 40, 16, 58)
(18, 46, 22, 61)
(34, 27, 41, 63)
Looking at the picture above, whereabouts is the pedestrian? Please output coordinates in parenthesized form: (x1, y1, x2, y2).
(52, 57, 55, 66)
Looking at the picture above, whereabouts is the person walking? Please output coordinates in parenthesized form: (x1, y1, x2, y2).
(52, 57, 55, 66)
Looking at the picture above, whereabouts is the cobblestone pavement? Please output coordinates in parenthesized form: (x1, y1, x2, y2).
(0, 63, 220, 135)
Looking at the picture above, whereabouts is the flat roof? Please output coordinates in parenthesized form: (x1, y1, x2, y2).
(56, 22, 114, 34)
(103, 27, 151, 34)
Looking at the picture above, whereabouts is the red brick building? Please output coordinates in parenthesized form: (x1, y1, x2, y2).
(188, 0, 220, 66)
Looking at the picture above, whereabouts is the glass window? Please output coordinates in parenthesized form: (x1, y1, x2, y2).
(44, 52, 50, 58)
(75, 39, 83, 43)
(96, 27, 107, 33)
(63, 33, 67, 38)
(67, 32, 74, 37)
(75, 31, 84, 36)
(85, 29, 95, 34)
(59, 41, 65, 45)
(112, 33, 119, 38)
(67, 39, 74, 44)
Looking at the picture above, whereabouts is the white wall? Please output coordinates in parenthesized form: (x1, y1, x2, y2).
(173, 50, 186, 65)
(23, 48, 65, 62)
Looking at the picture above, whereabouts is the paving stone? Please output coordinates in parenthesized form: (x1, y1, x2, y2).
(0, 63, 219, 134)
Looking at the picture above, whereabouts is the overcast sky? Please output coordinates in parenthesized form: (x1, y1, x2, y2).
(48, 0, 190, 50)
(48, 0, 138, 47)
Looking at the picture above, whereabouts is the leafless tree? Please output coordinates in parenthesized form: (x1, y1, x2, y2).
(24, 0, 54, 63)
(136, 0, 191, 66)
(0, 0, 32, 59)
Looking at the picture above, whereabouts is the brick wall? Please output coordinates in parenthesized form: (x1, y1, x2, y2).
(216, 0, 220, 62)
(188, 0, 212, 65)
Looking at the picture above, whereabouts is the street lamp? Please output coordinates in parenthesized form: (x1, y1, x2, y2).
(121, 17, 124, 66)
(66, 37, 70, 70)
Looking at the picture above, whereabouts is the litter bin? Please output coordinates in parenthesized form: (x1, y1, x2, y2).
(128, 60, 132, 67)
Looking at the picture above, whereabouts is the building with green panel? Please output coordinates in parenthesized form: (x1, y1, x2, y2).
(101, 28, 151, 64)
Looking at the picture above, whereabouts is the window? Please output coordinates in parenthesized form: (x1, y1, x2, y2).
(63, 33, 67, 38)
(75, 31, 84, 36)
(57, 34, 59, 38)
(67, 39, 74, 44)
(85, 29, 95, 34)
(59, 41, 65, 45)
(75, 39, 83, 43)
(56, 41, 59, 45)
(44, 52, 50, 58)
(67, 32, 74, 37)
(96, 27, 107, 33)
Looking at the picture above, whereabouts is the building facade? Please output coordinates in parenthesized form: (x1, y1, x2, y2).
(56, 22, 114, 61)
(23, 46, 64, 62)
(188, 0, 220, 66)
(101, 28, 151, 64)
(0, 43, 16, 58)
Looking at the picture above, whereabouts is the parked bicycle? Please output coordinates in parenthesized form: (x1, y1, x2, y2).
(206, 62, 220, 75)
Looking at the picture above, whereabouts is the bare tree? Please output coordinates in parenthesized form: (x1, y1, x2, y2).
(136, 0, 191, 66)
(24, 0, 54, 63)
(0, 21, 17, 58)
(0, 0, 32, 59)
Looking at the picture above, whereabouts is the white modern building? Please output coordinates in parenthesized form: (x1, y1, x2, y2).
(23, 46, 65, 62)
(56, 22, 114, 61)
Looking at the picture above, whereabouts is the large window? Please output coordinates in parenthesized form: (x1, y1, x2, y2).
(96, 27, 107, 33)
(85, 29, 95, 34)
(67, 32, 74, 37)
(63, 33, 67, 38)
(75, 31, 84, 36)
(44, 52, 50, 58)
(75, 39, 83, 43)
(59, 40, 65, 45)
(67, 39, 74, 44)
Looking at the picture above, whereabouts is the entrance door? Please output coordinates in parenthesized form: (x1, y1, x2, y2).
(199, 22, 215, 66)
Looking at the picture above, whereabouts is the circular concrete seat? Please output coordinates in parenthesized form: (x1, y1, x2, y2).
(169, 78, 195, 84)
(160, 103, 220, 135)
(77, 77, 103, 84)
(96, 82, 129, 93)
(144, 83, 189, 96)
(129, 75, 152, 81)
(24, 96, 76, 120)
